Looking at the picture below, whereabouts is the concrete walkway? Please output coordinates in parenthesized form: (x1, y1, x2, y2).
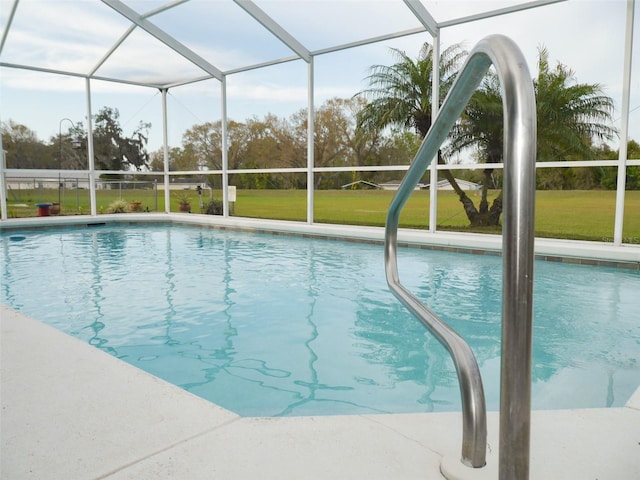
(2, 306, 639, 479)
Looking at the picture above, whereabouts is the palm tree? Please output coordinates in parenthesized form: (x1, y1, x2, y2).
(359, 43, 616, 227)
(356, 42, 466, 136)
(534, 47, 616, 160)
(447, 72, 504, 225)
(356, 42, 506, 223)
(447, 47, 616, 226)
(355, 42, 483, 220)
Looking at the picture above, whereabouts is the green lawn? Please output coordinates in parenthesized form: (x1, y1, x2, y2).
(236, 189, 639, 243)
(4, 188, 639, 243)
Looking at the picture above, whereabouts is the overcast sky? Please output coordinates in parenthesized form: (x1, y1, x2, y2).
(1, 0, 638, 155)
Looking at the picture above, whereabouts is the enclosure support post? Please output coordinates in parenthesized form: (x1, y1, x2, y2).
(85, 78, 97, 217)
(161, 88, 170, 213)
(428, 30, 440, 233)
(307, 58, 315, 224)
(0, 136, 6, 221)
(221, 76, 230, 217)
(613, 0, 635, 245)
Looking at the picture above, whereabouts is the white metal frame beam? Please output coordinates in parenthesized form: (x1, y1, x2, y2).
(89, 24, 136, 77)
(0, 61, 167, 89)
(439, 0, 567, 28)
(101, 0, 224, 80)
(403, 0, 439, 36)
(233, 0, 311, 63)
(0, 0, 19, 56)
(141, 0, 191, 19)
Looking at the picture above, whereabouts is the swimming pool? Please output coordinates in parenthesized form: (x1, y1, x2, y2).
(1, 224, 638, 417)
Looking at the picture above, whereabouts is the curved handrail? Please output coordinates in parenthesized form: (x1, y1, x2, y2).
(384, 34, 536, 474)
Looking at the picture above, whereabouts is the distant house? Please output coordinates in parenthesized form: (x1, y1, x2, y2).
(378, 178, 479, 191)
(4, 171, 91, 190)
(431, 179, 480, 191)
(378, 181, 427, 191)
(3, 171, 156, 191)
(340, 180, 381, 190)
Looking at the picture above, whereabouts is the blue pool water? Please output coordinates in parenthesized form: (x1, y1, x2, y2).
(1, 224, 639, 416)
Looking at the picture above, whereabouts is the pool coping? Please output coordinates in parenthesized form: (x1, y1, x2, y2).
(2, 305, 639, 479)
(1, 213, 639, 269)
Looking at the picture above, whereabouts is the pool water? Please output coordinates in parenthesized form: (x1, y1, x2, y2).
(1, 224, 639, 416)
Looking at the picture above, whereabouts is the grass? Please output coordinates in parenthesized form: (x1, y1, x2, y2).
(4, 187, 639, 243)
(236, 189, 639, 243)
(6, 187, 174, 215)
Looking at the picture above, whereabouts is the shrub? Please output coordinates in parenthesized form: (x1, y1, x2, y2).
(204, 199, 223, 215)
(175, 192, 191, 212)
(107, 199, 129, 213)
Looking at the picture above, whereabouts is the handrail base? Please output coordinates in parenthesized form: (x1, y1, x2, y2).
(441, 453, 496, 480)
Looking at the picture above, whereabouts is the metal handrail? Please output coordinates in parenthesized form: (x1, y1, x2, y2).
(384, 34, 536, 476)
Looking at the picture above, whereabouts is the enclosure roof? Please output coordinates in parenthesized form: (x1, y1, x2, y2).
(0, 0, 565, 89)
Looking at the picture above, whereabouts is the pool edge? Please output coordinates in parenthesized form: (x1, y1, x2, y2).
(1, 213, 639, 269)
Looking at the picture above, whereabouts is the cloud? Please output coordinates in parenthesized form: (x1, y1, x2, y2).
(2, 0, 131, 72)
(2, 0, 638, 145)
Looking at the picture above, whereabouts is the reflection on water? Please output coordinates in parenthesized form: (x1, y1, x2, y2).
(1, 225, 639, 416)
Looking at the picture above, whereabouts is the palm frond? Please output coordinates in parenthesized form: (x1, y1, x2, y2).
(355, 42, 467, 136)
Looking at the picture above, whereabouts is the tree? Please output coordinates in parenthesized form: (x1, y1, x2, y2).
(358, 42, 617, 226)
(278, 97, 390, 188)
(626, 140, 640, 190)
(447, 47, 616, 225)
(92, 107, 151, 171)
(50, 121, 86, 170)
(290, 98, 363, 188)
(180, 120, 260, 172)
(173, 98, 443, 190)
(180, 121, 222, 171)
(331, 97, 389, 174)
(595, 140, 640, 190)
(447, 72, 504, 225)
(355, 42, 480, 218)
(378, 128, 422, 167)
(179, 118, 292, 188)
(148, 146, 190, 172)
(235, 115, 289, 188)
(356, 42, 466, 136)
(535, 48, 616, 161)
(1, 120, 50, 169)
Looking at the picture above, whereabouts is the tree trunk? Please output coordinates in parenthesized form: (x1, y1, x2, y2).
(479, 169, 492, 214)
(438, 153, 479, 224)
(488, 191, 503, 225)
(440, 159, 503, 227)
(465, 169, 502, 226)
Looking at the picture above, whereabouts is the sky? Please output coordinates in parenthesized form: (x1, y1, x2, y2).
(0, 0, 638, 156)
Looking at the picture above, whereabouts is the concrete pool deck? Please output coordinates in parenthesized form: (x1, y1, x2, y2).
(1, 306, 639, 480)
